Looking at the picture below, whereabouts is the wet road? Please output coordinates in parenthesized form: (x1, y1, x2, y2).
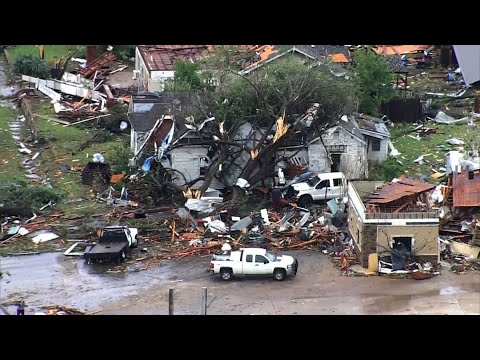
(1, 251, 478, 315)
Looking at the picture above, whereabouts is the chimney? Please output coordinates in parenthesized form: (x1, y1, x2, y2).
(86, 45, 97, 67)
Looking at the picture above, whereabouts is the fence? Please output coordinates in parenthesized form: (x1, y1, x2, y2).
(381, 98, 422, 123)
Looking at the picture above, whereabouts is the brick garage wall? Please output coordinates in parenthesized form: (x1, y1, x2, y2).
(359, 225, 377, 267)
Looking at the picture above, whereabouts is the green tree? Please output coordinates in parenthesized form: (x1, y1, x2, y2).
(13, 54, 50, 79)
(353, 49, 394, 115)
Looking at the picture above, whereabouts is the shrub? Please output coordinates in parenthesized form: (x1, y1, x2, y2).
(13, 54, 50, 78)
(0, 183, 65, 211)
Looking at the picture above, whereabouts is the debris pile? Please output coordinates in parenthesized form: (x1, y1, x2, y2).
(41, 305, 86, 315)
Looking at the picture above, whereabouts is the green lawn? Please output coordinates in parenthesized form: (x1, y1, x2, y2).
(0, 107, 25, 184)
(32, 101, 127, 209)
(390, 122, 480, 183)
(4, 45, 84, 66)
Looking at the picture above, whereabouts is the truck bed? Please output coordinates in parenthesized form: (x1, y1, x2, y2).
(84, 241, 127, 260)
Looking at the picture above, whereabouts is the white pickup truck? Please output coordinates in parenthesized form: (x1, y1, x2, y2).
(210, 248, 298, 281)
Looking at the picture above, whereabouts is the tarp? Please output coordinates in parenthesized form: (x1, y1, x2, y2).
(434, 111, 469, 125)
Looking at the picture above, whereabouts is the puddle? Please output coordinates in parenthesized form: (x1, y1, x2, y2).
(0, 252, 189, 314)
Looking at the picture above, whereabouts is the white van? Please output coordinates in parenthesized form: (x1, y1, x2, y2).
(286, 172, 347, 208)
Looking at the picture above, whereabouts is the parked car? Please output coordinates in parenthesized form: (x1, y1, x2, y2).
(210, 248, 298, 281)
(286, 172, 347, 208)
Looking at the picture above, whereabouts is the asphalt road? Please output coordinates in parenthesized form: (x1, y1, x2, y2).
(1, 250, 478, 315)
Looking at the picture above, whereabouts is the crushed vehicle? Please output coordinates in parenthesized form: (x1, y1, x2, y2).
(84, 226, 139, 264)
(286, 172, 347, 207)
(210, 247, 298, 281)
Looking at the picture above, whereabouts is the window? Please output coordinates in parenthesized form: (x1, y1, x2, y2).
(333, 178, 343, 186)
(371, 138, 381, 152)
(469, 171, 474, 180)
(246, 255, 253, 263)
(255, 255, 267, 263)
(316, 180, 329, 189)
(333, 131, 339, 139)
(199, 157, 209, 176)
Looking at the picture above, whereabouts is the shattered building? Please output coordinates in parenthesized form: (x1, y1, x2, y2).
(347, 179, 440, 268)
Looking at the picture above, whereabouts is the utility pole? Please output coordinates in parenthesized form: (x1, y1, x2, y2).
(168, 288, 174, 315)
(200, 287, 207, 315)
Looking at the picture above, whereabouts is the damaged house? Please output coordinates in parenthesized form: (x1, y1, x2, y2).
(127, 92, 225, 189)
(134, 45, 210, 92)
(239, 45, 351, 75)
(347, 179, 440, 269)
(277, 113, 390, 180)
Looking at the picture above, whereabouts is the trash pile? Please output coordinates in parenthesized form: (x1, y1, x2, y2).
(13, 50, 133, 126)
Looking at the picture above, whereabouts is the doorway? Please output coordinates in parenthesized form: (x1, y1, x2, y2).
(331, 154, 341, 172)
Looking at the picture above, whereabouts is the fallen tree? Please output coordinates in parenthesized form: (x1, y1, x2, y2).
(163, 48, 356, 201)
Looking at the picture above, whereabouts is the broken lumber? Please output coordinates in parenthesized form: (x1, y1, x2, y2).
(63, 113, 111, 127)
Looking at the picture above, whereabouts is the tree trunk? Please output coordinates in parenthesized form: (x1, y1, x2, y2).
(198, 149, 230, 195)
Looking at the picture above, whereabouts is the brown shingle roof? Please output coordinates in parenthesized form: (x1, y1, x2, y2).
(138, 45, 209, 72)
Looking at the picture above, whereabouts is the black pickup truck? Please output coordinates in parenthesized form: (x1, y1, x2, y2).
(84, 226, 139, 264)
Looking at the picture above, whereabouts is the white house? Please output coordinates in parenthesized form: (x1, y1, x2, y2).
(134, 45, 208, 92)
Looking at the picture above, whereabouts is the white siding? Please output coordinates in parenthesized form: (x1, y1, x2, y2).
(365, 136, 388, 162)
(148, 70, 175, 92)
(308, 144, 330, 173)
(169, 146, 224, 189)
(321, 128, 368, 179)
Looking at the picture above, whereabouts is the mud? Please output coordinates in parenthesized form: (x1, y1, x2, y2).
(1, 250, 478, 315)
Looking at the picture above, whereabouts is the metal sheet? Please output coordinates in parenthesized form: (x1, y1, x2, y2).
(453, 170, 480, 207)
(366, 179, 435, 205)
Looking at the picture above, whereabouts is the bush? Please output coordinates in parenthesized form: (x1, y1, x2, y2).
(107, 143, 132, 174)
(0, 183, 65, 211)
(370, 157, 404, 182)
(13, 54, 50, 78)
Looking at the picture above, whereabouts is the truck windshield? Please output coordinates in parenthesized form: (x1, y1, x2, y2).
(265, 252, 276, 261)
(307, 177, 318, 187)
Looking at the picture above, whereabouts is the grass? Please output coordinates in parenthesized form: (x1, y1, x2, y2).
(31, 100, 128, 213)
(0, 106, 25, 184)
(4, 45, 84, 66)
(390, 121, 480, 183)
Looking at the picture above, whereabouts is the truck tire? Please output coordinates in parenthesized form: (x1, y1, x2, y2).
(298, 195, 313, 208)
(118, 249, 126, 263)
(292, 260, 298, 276)
(274, 268, 287, 281)
(220, 268, 233, 281)
(132, 235, 139, 248)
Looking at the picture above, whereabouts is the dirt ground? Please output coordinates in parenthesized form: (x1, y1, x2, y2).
(1, 250, 478, 315)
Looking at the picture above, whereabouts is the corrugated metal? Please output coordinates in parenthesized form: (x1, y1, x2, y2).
(453, 45, 480, 85)
(366, 178, 435, 204)
(452, 169, 480, 207)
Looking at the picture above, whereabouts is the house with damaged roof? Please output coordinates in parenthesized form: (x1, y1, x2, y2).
(239, 45, 351, 75)
(134, 45, 210, 92)
(347, 179, 440, 270)
(278, 112, 390, 180)
(127, 92, 226, 189)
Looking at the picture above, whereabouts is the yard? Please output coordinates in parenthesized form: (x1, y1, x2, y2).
(389, 121, 480, 183)
(4, 45, 83, 66)
(0, 106, 24, 184)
